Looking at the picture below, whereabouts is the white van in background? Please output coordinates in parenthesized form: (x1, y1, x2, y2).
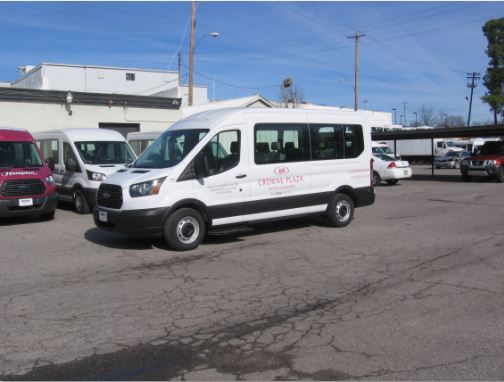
(127, 131, 161, 156)
(34, 129, 136, 213)
(372, 141, 400, 159)
(94, 108, 375, 251)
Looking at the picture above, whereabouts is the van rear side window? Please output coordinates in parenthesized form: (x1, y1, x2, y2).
(255, 124, 310, 164)
(37, 139, 59, 164)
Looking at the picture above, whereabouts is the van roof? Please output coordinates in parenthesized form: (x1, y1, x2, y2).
(0, 127, 33, 142)
(34, 128, 126, 142)
(174, 107, 371, 131)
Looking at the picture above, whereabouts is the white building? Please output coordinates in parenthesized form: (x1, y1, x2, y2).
(12, 63, 209, 106)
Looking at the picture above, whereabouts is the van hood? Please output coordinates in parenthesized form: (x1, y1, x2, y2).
(85, 164, 128, 177)
(104, 167, 174, 187)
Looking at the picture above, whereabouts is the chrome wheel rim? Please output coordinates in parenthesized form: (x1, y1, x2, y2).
(335, 200, 351, 222)
(176, 217, 200, 244)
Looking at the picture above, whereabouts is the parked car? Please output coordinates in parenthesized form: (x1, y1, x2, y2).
(434, 150, 471, 169)
(0, 128, 58, 220)
(94, 108, 376, 251)
(34, 129, 136, 213)
(373, 153, 412, 185)
(460, 141, 504, 182)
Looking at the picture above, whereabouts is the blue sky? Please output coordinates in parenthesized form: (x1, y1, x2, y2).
(0, 1, 502, 124)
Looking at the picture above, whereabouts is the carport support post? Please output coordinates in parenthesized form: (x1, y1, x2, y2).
(431, 137, 434, 177)
(394, 139, 397, 159)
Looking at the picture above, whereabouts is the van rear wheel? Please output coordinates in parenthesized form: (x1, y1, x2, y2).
(164, 208, 205, 251)
(74, 189, 90, 214)
(326, 193, 354, 228)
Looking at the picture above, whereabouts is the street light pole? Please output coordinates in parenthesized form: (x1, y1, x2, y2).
(392, 108, 397, 125)
(188, 0, 196, 106)
(413, 111, 418, 127)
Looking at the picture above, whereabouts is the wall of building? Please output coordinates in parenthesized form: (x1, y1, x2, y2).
(0, 101, 182, 134)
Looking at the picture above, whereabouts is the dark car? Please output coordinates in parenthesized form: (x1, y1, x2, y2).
(460, 141, 504, 182)
(434, 150, 471, 169)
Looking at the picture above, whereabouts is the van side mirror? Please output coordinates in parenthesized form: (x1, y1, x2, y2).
(194, 154, 209, 178)
(65, 157, 77, 172)
(46, 157, 55, 172)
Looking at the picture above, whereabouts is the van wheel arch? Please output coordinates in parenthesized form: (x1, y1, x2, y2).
(333, 186, 357, 206)
(165, 199, 210, 224)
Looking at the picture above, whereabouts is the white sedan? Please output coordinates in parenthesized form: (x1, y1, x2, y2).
(373, 154, 412, 185)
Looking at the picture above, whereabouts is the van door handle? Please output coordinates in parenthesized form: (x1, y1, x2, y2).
(235, 174, 247, 179)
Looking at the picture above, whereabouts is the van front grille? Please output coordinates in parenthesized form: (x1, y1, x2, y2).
(97, 184, 123, 209)
(1, 179, 45, 197)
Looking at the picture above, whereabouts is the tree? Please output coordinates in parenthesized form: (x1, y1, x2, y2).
(280, 78, 304, 108)
(482, 18, 504, 125)
(419, 105, 436, 126)
(435, 112, 465, 128)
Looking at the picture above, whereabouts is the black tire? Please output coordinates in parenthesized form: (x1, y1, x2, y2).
(496, 166, 504, 183)
(326, 193, 354, 228)
(164, 208, 205, 251)
(73, 189, 90, 214)
(462, 174, 471, 182)
(386, 179, 398, 185)
(373, 171, 381, 186)
(40, 211, 55, 221)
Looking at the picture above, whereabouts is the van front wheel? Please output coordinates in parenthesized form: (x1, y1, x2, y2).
(164, 208, 205, 251)
(326, 193, 354, 228)
(74, 189, 90, 214)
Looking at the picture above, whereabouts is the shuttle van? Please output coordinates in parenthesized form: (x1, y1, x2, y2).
(94, 108, 375, 250)
(34, 129, 136, 213)
(0, 128, 58, 220)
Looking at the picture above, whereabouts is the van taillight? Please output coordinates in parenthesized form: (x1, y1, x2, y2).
(370, 158, 374, 186)
(387, 162, 397, 169)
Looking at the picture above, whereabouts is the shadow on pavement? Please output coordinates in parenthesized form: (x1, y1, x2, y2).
(84, 227, 169, 251)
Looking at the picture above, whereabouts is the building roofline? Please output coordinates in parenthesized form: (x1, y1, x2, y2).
(0, 87, 181, 110)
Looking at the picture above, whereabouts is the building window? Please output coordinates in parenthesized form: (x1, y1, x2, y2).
(126, 73, 135, 81)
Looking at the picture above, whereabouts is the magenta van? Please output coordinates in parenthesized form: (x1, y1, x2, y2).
(0, 128, 58, 220)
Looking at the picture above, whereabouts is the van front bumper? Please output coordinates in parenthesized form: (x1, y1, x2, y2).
(0, 192, 58, 218)
(94, 206, 169, 237)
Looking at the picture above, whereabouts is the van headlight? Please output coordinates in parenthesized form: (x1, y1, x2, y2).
(129, 177, 166, 197)
(45, 175, 55, 184)
(87, 171, 106, 182)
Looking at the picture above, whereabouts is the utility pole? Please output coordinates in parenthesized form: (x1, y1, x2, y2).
(362, 99, 368, 110)
(466, 72, 480, 127)
(188, 0, 196, 106)
(177, 50, 182, 86)
(402, 101, 407, 127)
(347, 32, 365, 111)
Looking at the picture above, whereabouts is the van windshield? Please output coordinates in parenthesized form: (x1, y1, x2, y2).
(0, 141, 43, 168)
(74, 141, 135, 165)
(133, 129, 209, 169)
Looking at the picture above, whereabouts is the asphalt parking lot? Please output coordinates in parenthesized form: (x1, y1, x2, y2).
(1, 165, 504, 380)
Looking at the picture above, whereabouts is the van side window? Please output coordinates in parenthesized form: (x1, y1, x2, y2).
(343, 125, 364, 158)
(201, 130, 240, 176)
(310, 125, 344, 160)
(255, 124, 310, 164)
(63, 142, 81, 172)
(37, 139, 59, 164)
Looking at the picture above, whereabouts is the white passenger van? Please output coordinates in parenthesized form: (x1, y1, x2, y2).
(127, 131, 161, 156)
(34, 129, 136, 213)
(94, 108, 375, 250)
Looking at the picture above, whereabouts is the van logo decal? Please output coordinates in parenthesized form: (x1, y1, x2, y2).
(274, 166, 289, 176)
(1, 171, 37, 177)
